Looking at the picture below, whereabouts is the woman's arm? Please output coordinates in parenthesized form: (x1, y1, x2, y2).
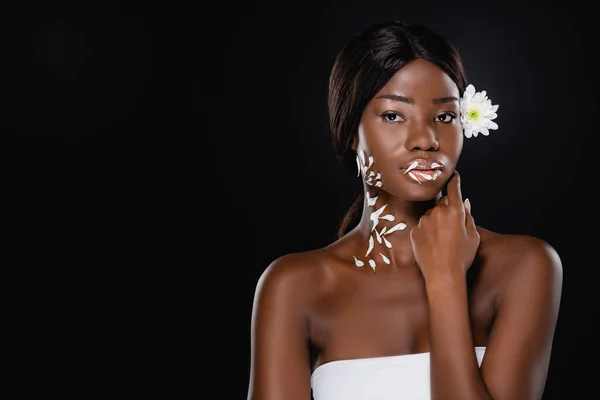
(247, 255, 313, 400)
(426, 236, 562, 399)
(412, 173, 563, 399)
(479, 237, 562, 399)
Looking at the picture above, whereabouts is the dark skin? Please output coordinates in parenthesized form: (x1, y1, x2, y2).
(248, 59, 563, 400)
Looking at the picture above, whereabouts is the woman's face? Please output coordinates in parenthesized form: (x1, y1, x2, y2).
(356, 58, 463, 201)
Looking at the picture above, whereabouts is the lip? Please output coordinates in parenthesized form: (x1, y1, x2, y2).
(405, 169, 443, 183)
(400, 158, 444, 171)
(399, 158, 444, 184)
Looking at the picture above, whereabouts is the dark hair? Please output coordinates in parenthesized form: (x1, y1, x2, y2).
(329, 21, 468, 238)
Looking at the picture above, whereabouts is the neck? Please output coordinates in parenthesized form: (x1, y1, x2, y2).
(350, 189, 442, 272)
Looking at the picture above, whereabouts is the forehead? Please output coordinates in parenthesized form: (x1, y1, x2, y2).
(377, 58, 459, 100)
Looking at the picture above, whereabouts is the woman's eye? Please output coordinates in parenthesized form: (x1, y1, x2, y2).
(382, 112, 404, 123)
(435, 113, 456, 123)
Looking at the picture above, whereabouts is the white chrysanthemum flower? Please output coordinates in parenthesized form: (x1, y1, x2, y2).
(460, 84, 499, 138)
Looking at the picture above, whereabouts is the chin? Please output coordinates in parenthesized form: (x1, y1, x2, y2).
(388, 182, 443, 202)
(405, 188, 442, 202)
(376, 175, 446, 202)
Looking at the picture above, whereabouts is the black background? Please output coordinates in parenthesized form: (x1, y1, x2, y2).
(222, 1, 598, 399)
(5, 0, 597, 398)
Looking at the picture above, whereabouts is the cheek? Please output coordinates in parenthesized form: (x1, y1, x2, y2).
(440, 129, 463, 157)
(355, 141, 396, 184)
(358, 136, 399, 172)
(360, 145, 401, 185)
(358, 122, 398, 153)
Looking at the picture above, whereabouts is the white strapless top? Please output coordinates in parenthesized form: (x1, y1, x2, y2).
(311, 347, 486, 400)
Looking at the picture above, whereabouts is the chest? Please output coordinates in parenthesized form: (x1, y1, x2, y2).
(308, 271, 495, 365)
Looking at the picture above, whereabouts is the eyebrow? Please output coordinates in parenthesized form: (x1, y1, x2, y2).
(376, 94, 459, 105)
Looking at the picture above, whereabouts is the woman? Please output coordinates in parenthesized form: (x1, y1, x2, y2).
(247, 20, 562, 400)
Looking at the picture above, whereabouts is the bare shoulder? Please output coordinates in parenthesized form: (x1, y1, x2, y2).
(253, 247, 335, 307)
(477, 226, 563, 289)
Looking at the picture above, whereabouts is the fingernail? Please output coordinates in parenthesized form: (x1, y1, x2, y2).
(464, 198, 471, 212)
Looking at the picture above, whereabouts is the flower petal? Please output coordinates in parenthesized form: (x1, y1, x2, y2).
(385, 222, 406, 234)
(368, 259, 376, 271)
(383, 237, 392, 248)
(465, 84, 475, 96)
(375, 229, 382, 244)
(365, 235, 374, 256)
(366, 192, 378, 207)
(370, 204, 387, 221)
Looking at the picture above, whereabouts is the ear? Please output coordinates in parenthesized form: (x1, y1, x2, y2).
(351, 135, 358, 151)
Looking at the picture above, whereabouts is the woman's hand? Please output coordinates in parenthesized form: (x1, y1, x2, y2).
(409, 171, 480, 284)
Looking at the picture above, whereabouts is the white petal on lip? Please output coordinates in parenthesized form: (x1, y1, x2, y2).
(431, 162, 442, 168)
(404, 161, 418, 174)
(408, 171, 421, 184)
(380, 253, 390, 264)
(415, 171, 433, 180)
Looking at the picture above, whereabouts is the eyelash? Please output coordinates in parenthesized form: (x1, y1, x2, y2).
(381, 112, 457, 124)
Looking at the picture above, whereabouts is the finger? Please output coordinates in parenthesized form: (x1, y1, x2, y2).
(437, 195, 448, 206)
(446, 171, 464, 208)
(464, 197, 471, 213)
(409, 227, 418, 241)
(464, 198, 477, 235)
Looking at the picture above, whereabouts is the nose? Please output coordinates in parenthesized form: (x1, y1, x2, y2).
(404, 121, 439, 152)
